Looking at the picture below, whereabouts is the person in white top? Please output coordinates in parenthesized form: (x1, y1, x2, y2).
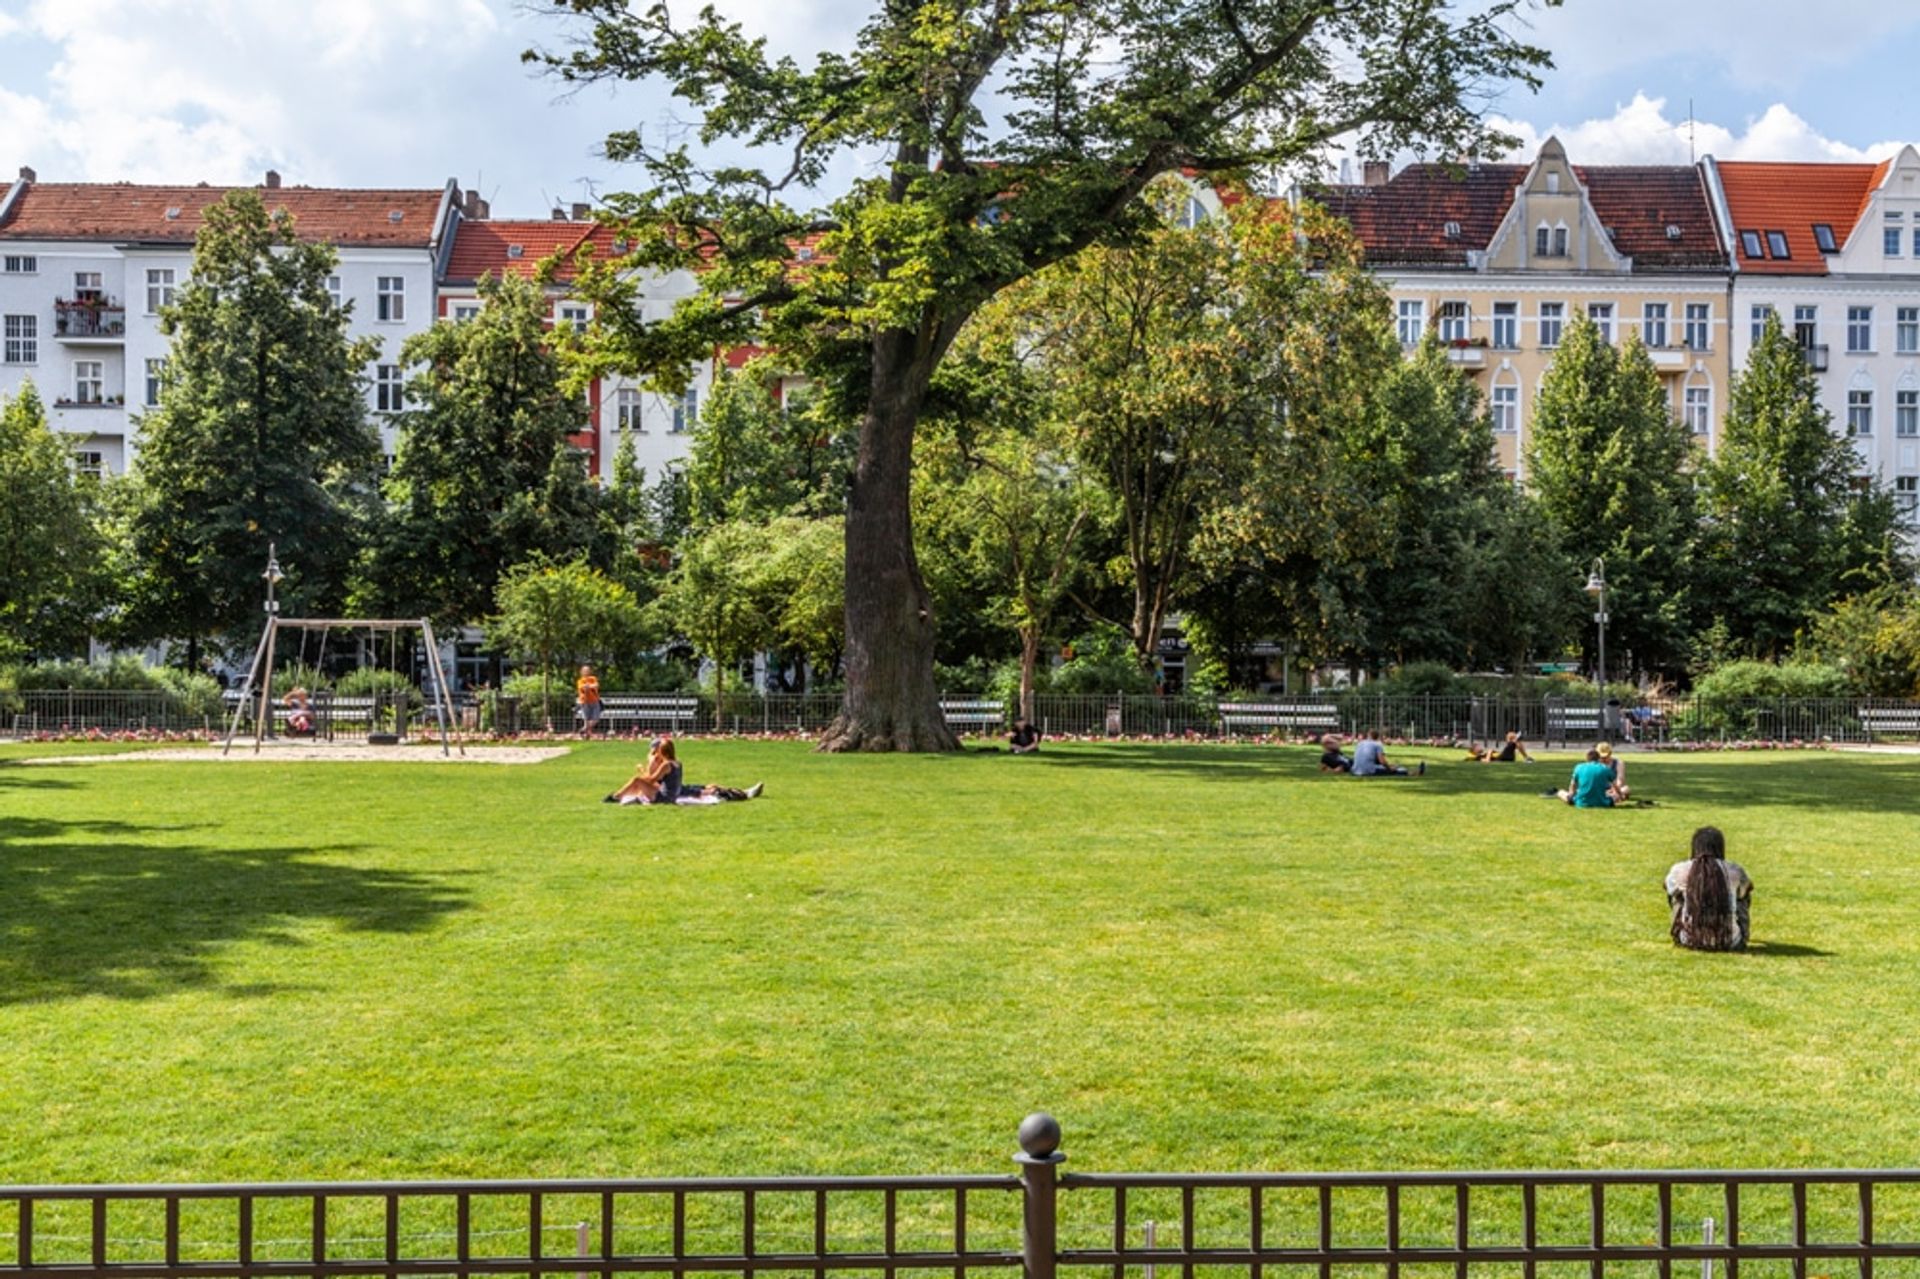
(1666, 826, 1753, 951)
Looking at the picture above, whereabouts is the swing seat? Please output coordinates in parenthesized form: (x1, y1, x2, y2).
(367, 731, 401, 746)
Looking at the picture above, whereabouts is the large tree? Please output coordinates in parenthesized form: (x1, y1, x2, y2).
(0, 381, 111, 659)
(363, 271, 606, 625)
(534, 0, 1555, 750)
(121, 190, 379, 662)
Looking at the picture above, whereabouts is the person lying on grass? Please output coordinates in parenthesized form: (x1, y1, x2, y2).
(1465, 730, 1534, 764)
(1666, 826, 1752, 951)
(1352, 729, 1424, 777)
(1556, 748, 1621, 807)
(605, 737, 762, 805)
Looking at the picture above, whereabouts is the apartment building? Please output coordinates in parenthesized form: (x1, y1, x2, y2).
(1706, 146, 1920, 521)
(0, 167, 460, 477)
(1315, 139, 1732, 479)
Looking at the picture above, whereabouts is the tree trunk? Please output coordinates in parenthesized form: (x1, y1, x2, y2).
(820, 329, 958, 752)
(1018, 629, 1040, 724)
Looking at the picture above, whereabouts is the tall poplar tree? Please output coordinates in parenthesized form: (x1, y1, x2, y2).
(534, 0, 1556, 750)
(122, 191, 379, 660)
(0, 381, 110, 658)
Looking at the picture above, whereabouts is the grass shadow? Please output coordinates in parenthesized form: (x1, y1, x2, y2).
(0, 815, 470, 1006)
(1743, 940, 1835, 958)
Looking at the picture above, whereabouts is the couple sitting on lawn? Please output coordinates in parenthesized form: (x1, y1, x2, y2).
(605, 737, 764, 806)
(1319, 730, 1425, 777)
(1556, 742, 1630, 807)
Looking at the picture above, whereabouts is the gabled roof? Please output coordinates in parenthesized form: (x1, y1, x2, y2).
(1312, 160, 1725, 272)
(0, 181, 450, 247)
(442, 218, 623, 284)
(1714, 160, 1886, 275)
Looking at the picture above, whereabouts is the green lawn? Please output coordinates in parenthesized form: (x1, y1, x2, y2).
(4, 741, 1918, 1185)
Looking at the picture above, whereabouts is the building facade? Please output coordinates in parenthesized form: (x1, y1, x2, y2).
(1315, 139, 1733, 479)
(0, 168, 459, 477)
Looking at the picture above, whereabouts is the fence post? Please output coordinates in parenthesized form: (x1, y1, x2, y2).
(1016, 1112, 1063, 1279)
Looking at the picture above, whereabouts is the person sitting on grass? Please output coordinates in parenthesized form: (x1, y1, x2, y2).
(284, 686, 315, 736)
(1556, 748, 1618, 807)
(1466, 731, 1534, 764)
(1319, 734, 1353, 773)
(1666, 826, 1752, 951)
(607, 737, 680, 805)
(1008, 719, 1041, 754)
(1595, 741, 1630, 799)
(1352, 729, 1423, 777)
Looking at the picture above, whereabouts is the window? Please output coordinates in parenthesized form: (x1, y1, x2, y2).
(1684, 386, 1711, 436)
(74, 360, 103, 404)
(1438, 301, 1468, 343)
(1685, 303, 1710, 351)
(671, 385, 698, 434)
(72, 450, 104, 480)
(1740, 230, 1764, 259)
(1546, 172, 1560, 194)
(1750, 304, 1776, 344)
(1848, 388, 1874, 436)
(450, 302, 481, 322)
(1849, 306, 1874, 353)
(375, 364, 404, 413)
(1886, 212, 1904, 257)
(1587, 302, 1614, 343)
(1539, 301, 1565, 348)
(144, 268, 175, 314)
(1899, 476, 1919, 524)
(376, 276, 405, 322)
(1901, 307, 1920, 355)
(1534, 224, 1550, 257)
(1178, 196, 1207, 229)
(1552, 224, 1568, 257)
(1491, 301, 1518, 350)
(1900, 389, 1919, 438)
(72, 271, 102, 301)
(1396, 299, 1425, 346)
(1813, 224, 1838, 254)
(1491, 384, 1518, 433)
(558, 303, 590, 334)
(144, 357, 164, 407)
(1643, 302, 1668, 349)
(326, 275, 343, 309)
(2, 254, 35, 274)
(1766, 231, 1790, 260)
(616, 387, 644, 432)
(1794, 304, 1819, 349)
(1913, 228, 1920, 258)
(3, 314, 36, 364)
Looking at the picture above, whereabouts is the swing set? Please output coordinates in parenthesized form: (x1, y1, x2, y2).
(221, 616, 465, 757)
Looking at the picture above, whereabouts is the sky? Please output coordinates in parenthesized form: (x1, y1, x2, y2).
(0, 0, 1916, 216)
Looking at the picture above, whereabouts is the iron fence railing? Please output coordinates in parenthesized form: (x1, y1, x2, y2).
(11, 689, 1920, 745)
(7, 1118, 1920, 1279)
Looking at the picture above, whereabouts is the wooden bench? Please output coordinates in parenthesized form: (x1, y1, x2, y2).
(940, 699, 1006, 731)
(1860, 707, 1920, 738)
(1218, 701, 1338, 734)
(598, 695, 699, 733)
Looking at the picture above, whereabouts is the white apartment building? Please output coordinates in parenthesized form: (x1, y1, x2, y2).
(1707, 146, 1920, 521)
(0, 167, 460, 476)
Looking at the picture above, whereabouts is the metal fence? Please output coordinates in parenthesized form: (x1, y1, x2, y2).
(11, 689, 1920, 745)
(6, 1117, 1920, 1279)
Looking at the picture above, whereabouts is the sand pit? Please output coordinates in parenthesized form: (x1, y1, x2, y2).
(20, 741, 570, 765)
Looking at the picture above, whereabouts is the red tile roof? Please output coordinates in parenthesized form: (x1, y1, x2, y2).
(1313, 162, 1724, 271)
(442, 218, 621, 284)
(0, 182, 449, 247)
(1715, 160, 1885, 275)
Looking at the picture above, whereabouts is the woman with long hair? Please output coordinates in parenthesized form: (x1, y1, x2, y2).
(1665, 826, 1753, 951)
(607, 737, 682, 805)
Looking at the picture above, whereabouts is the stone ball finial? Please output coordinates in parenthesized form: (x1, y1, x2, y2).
(1018, 1112, 1061, 1159)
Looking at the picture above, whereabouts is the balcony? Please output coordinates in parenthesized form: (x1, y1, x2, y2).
(1646, 345, 1690, 370)
(1800, 343, 1830, 372)
(1443, 337, 1487, 367)
(54, 297, 127, 343)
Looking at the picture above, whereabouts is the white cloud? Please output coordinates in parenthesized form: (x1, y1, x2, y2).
(1488, 94, 1918, 166)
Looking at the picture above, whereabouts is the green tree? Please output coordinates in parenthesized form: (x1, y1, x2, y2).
(365, 272, 605, 625)
(1801, 585, 1920, 697)
(684, 368, 853, 529)
(1526, 316, 1697, 678)
(0, 381, 111, 658)
(121, 190, 379, 663)
(653, 521, 776, 702)
(535, 0, 1554, 750)
(487, 556, 650, 725)
(1696, 313, 1888, 657)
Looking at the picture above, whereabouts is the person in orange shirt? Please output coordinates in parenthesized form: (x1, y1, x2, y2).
(575, 664, 602, 737)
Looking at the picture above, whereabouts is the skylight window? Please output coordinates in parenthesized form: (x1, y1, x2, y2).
(1665, 224, 1683, 240)
(506, 244, 524, 259)
(1443, 220, 1461, 239)
(1813, 223, 1838, 253)
(1766, 230, 1790, 259)
(1740, 230, 1764, 259)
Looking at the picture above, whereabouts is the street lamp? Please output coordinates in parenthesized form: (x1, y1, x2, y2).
(1583, 557, 1607, 708)
(263, 543, 284, 616)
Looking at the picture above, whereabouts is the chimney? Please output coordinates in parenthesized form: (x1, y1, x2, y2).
(571, 201, 591, 222)
(551, 207, 568, 221)
(17, 165, 34, 183)
(264, 169, 281, 189)
(1363, 160, 1390, 188)
(462, 189, 491, 220)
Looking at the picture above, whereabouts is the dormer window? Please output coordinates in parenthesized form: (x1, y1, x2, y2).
(1546, 172, 1560, 194)
(1443, 220, 1461, 239)
(1813, 223, 1838, 254)
(1766, 231, 1790, 260)
(1740, 230, 1764, 259)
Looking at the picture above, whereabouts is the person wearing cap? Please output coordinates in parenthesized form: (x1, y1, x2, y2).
(1595, 741, 1628, 800)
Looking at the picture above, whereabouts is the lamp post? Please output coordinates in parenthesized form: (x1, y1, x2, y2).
(1583, 557, 1607, 709)
(263, 543, 284, 617)
(259, 544, 285, 740)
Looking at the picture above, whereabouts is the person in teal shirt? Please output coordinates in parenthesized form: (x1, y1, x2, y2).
(1558, 748, 1618, 807)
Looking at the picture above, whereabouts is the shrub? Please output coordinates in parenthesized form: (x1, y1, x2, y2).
(1051, 624, 1152, 695)
(1693, 660, 1849, 702)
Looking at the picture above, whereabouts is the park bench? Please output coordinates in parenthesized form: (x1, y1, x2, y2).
(1859, 706, 1920, 739)
(598, 695, 701, 733)
(941, 699, 1007, 731)
(1218, 701, 1339, 735)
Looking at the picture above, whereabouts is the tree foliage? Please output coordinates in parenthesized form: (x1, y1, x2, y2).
(487, 556, 651, 719)
(0, 381, 111, 658)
